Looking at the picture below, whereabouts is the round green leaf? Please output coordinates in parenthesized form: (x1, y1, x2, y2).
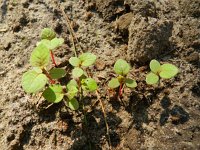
(108, 78, 120, 89)
(114, 59, 130, 76)
(67, 98, 79, 110)
(159, 64, 179, 79)
(146, 72, 159, 85)
(49, 38, 64, 50)
(69, 57, 81, 67)
(22, 70, 47, 93)
(41, 28, 56, 40)
(49, 68, 67, 79)
(150, 59, 161, 74)
(79, 53, 97, 67)
(125, 78, 137, 88)
(42, 84, 64, 103)
(67, 85, 78, 100)
(67, 79, 78, 89)
(72, 68, 84, 78)
(30, 44, 50, 67)
(84, 78, 98, 91)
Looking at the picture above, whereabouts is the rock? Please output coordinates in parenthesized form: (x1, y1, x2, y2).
(170, 105, 189, 124)
(160, 96, 171, 109)
(83, 12, 93, 21)
(113, 12, 134, 34)
(128, 15, 173, 63)
(185, 52, 199, 64)
(95, 59, 106, 71)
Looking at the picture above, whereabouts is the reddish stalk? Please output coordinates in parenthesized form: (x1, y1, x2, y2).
(42, 68, 55, 84)
(118, 83, 123, 97)
(50, 51, 57, 66)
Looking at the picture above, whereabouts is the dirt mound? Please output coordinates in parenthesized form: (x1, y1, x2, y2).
(128, 15, 173, 63)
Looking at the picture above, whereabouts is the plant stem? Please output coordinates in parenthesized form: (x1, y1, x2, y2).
(50, 50, 57, 66)
(96, 90, 112, 150)
(119, 83, 123, 97)
(42, 68, 55, 84)
(78, 78, 92, 150)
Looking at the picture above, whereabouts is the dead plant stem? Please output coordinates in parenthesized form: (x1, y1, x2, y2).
(96, 90, 112, 150)
(60, 6, 83, 56)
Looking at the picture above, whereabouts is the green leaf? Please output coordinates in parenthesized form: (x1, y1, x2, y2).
(125, 78, 137, 88)
(33, 67, 43, 73)
(150, 59, 161, 74)
(67, 79, 78, 89)
(36, 39, 51, 47)
(49, 68, 67, 79)
(41, 28, 56, 40)
(42, 84, 64, 103)
(114, 59, 130, 76)
(159, 64, 179, 79)
(67, 85, 78, 100)
(49, 38, 64, 50)
(67, 98, 79, 110)
(84, 78, 98, 91)
(22, 70, 47, 93)
(69, 57, 81, 67)
(30, 44, 50, 67)
(37, 38, 64, 50)
(79, 53, 97, 67)
(108, 78, 120, 89)
(146, 72, 159, 85)
(72, 68, 84, 78)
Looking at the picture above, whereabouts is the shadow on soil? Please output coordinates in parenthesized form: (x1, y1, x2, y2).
(35, 86, 190, 149)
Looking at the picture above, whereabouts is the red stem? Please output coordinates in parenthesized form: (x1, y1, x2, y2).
(50, 50, 57, 66)
(49, 79, 55, 84)
(42, 68, 55, 84)
(119, 83, 123, 97)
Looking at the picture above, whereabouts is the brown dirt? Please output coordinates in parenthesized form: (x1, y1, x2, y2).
(0, 0, 200, 150)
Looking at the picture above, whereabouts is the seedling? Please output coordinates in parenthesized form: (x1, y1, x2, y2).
(146, 59, 179, 85)
(38, 28, 64, 66)
(68, 53, 98, 110)
(21, 28, 98, 111)
(108, 59, 137, 97)
(22, 29, 73, 106)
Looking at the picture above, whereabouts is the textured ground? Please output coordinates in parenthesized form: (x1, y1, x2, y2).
(0, 0, 200, 149)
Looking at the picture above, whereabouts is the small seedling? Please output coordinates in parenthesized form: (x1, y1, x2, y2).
(108, 59, 137, 97)
(21, 28, 98, 111)
(22, 28, 67, 105)
(146, 59, 179, 85)
(68, 53, 98, 110)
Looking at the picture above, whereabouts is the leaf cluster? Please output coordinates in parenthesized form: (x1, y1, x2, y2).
(22, 28, 65, 93)
(108, 59, 137, 89)
(146, 59, 179, 85)
(67, 53, 98, 110)
(22, 29, 98, 110)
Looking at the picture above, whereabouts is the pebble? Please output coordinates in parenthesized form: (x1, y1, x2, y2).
(95, 59, 106, 71)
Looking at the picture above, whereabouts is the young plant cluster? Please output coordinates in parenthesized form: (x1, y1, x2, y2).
(21, 28, 97, 110)
(146, 59, 179, 85)
(108, 59, 137, 97)
(22, 28, 179, 111)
